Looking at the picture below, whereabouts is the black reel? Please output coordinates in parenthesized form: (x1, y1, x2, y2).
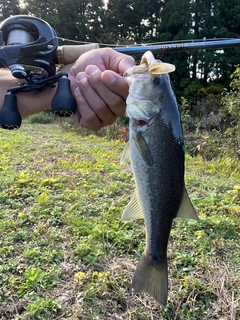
(0, 15, 76, 129)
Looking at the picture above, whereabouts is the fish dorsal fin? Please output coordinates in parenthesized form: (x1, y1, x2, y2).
(176, 187, 199, 221)
(121, 190, 144, 222)
(134, 132, 154, 166)
(120, 141, 130, 165)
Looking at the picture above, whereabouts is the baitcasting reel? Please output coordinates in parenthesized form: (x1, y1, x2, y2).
(0, 15, 76, 129)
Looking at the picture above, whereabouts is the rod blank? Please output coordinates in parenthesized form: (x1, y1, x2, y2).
(113, 39, 240, 55)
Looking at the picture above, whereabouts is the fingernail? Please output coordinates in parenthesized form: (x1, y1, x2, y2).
(103, 72, 115, 85)
(76, 72, 86, 83)
(85, 65, 98, 77)
(74, 87, 81, 96)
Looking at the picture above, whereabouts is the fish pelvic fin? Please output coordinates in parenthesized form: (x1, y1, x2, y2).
(134, 132, 154, 166)
(120, 133, 153, 166)
(121, 191, 144, 222)
(120, 141, 130, 165)
(176, 187, 200, 221)
(132, 252, 168, 308)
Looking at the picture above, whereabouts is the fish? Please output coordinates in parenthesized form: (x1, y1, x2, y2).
(121, 51, 199, 307)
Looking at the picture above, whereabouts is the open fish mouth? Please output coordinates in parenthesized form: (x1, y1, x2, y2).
(141, 51, 175, 74)
(124, 51, 175, 85)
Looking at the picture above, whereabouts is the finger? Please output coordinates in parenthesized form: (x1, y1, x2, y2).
(100, 70, 129, 116)
(73, 86, 103, 131)
(101, 70, 129, 99)
(85, 65, 125, 118)
(75, 70, 116, 128)
(99, 48, 135, 73)
(118, 55, 136, 74)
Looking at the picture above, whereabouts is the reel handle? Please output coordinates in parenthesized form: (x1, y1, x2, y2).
(0, 43, 99, 130)
(0, 14, 99, 130)
(57, 43, 99, 65)
(0, 94, 22, 130)
(51, 76, 76, 116)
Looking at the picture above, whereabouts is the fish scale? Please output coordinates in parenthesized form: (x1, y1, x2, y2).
(121, 52, 199, 307)
(131, 106, 184, 261)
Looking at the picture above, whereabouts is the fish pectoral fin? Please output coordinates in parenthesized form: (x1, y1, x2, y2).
(176, 187, 200, 221)
(121, 191, 144, 222)
(132, 252, 168, 308)
(120, 141, 130, 165)
(134, 132, 154, 166)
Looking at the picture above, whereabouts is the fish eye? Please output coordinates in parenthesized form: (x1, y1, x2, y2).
(152, 76, 160, 85)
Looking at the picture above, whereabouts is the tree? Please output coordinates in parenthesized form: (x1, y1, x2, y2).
(106, 0, 163, 43)
(21, 0, 106, 43)
(157, 0, 240, 93)
(0, 0, 20, 20)
(213, 0, 240, 84)
(157, 0, 192, 87)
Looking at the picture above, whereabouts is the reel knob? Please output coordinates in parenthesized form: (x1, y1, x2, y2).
(0, 93, 22, 129)
(51, 76, 76, 117)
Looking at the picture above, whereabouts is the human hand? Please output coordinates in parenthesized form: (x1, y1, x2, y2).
(68, 48, 135, 131)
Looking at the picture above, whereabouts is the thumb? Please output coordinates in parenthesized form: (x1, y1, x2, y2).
(118, 56, 136, 74)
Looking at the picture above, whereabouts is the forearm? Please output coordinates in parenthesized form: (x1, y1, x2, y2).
(0, 48, 135, 130)
(0, 64, 73, 117)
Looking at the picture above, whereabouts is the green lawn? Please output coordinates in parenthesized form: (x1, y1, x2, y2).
(0, 123, 239, 319)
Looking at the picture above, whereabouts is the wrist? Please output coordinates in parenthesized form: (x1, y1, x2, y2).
(17, 85, 57, 117)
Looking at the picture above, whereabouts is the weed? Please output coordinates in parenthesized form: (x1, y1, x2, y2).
(17, 267, 59, 296)
(23, 296, 62, 319)
(0, 124, 239, 319)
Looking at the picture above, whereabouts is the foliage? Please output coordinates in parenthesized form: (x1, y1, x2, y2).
(24, 111, 56, 124)
(157, 0, 240, 88)
(0, 123, 239, 319)
(106, 0, 163, 43)
(0, 0, 19, 20)
(21, 0, 106, 43)
(222, 66, 240, 126)
(0, 1, 239, 93)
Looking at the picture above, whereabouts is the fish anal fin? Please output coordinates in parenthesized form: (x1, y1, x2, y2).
(120, 141, 130, 165)
(134, 132, 153, 166)
(176, 187, 199, 221)
(121, 191, 144, 222)
(132, 252, 168, 308)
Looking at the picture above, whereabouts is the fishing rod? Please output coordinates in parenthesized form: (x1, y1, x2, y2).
(0, 15, 240, 129)
(114, 38, 240, 55)
(57, 38, 240, 65)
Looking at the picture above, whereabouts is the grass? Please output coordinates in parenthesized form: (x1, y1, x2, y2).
(0, 122, 239, 319)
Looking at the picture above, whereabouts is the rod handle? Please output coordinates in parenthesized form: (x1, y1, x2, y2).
(57, 43, 100, 64)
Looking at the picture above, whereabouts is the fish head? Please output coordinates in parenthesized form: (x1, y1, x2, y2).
(124, 51, 176, 127)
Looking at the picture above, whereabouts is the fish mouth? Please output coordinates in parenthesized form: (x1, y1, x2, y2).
(141, 51, 175, 74)
(124, 51, 175, 81)
(123, 66, 149, 85)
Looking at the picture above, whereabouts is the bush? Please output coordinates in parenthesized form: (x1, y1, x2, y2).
(220, 67, 240, 129)
(24, 111, 56, 124)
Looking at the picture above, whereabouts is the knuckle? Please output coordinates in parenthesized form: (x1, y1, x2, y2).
(83, 115, 102, 132)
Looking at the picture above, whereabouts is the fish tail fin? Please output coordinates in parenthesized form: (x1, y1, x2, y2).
(132, 252, 168, 307)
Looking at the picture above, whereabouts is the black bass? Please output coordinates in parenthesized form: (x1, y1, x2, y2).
(121, 51, 199, 307)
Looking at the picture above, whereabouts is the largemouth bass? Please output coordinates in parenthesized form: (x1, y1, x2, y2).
(121, 51, 199, 307)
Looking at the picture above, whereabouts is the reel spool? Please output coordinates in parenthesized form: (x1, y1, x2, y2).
(0, 15, 76, 129)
